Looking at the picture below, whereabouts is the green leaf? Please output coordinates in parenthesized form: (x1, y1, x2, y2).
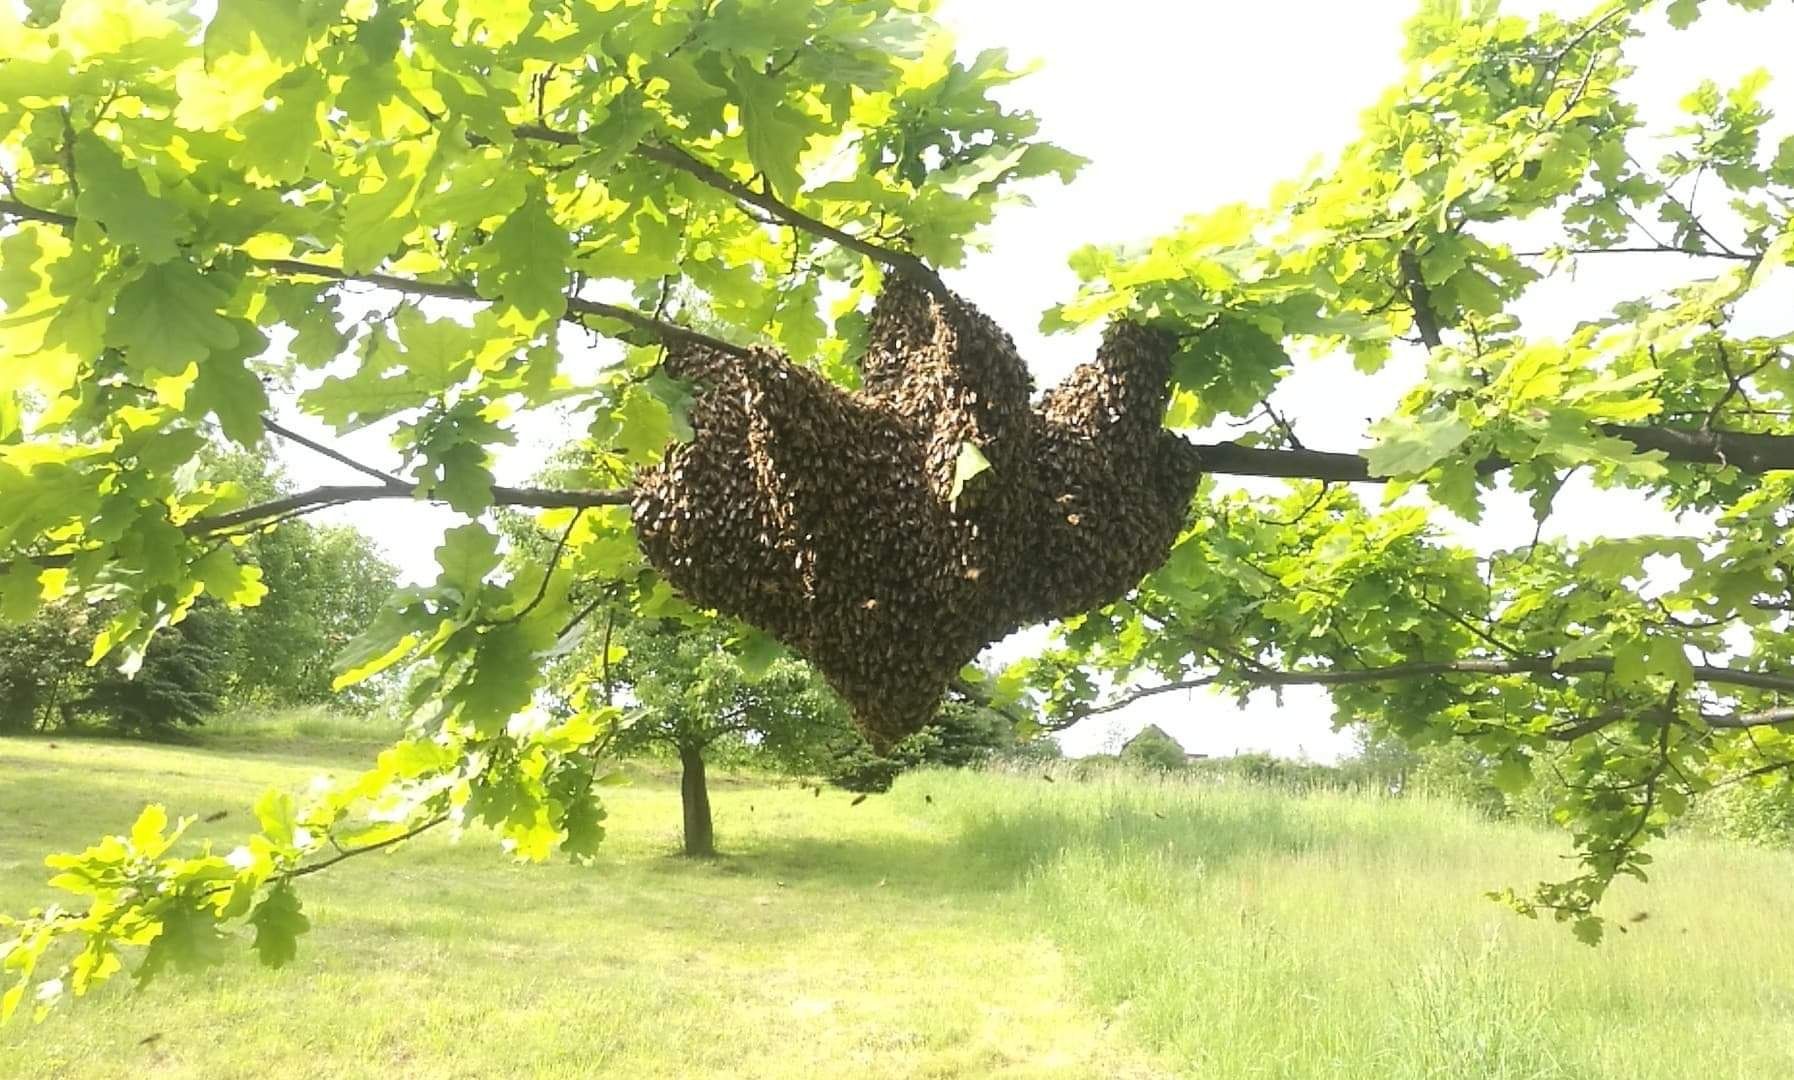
(455, 624, 539, 733)
(332, 608, 424, 692)
(435, 524, 500, 601)
(205, 0, 315, 65)
(735, 630, 787, 680)
(1491, 753, 1533, 796)
(428, 441, 498, 517)
(235, 68, 328, 183)
(253, 789, 297, 850)
(135, 903, 230, 984)
(559, 798, 607, 862)
(247, 884, 310, 969)
(641, 371, 695, 445)
(188, 345, 270, 444)
(106, 262, 241, 376)
(472, 192, 571, 319)
(195, 547, 269, 607)
(129, 804, 171, 856)
(73, 134, 191, 262)
(1366, 416, 1473, 478)
(340, 148, 424, 273)
(611, 384, 679, 461)
(1572, 916, 1605, 947)
(948, 441, 992, 508)
(733, 60, 808, 200)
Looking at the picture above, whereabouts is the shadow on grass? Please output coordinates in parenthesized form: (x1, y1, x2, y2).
(723, 791, 1354, 901)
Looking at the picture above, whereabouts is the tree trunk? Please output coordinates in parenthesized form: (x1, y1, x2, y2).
(678, 743, 715, 857)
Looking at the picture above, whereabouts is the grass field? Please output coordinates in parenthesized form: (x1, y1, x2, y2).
(3, 729, 1793, 1079)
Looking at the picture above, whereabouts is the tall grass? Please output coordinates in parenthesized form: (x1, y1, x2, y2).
(199, 704, 406, 749)
(895, 765, 1794, 1079)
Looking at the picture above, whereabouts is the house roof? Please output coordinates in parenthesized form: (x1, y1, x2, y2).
(1123, 724, 1180, 749)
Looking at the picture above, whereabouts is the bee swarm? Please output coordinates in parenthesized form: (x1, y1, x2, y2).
(633, 275, 1202, 749)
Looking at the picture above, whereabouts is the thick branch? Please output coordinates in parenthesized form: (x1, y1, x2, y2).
(1705, 706, 1794, 730)
(1596, 424, 1794, 474)
(0, 197, 72, 227)
(1189, 442, 1390, 482)
(1188, 422, 1794, 483)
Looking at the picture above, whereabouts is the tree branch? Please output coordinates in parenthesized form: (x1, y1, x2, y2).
(10, 201, 1794, 503)
(1593, 424, 1791, 473)
(509, 126, 950, 299)
(290, 815, 448, 881)
(494, 509, 585, 627)
(189, 484, 631, 536)
(0, 197, 72, 227)
(1513, 245, 1757, 262)
(1703, 706, 1794, 730)
(262, 417, 407, 488)
(1187, 421, 1794, 484)
(247, 255, 754, 359)
(1062, 656, 1794, 725)
(0, 199, 753, 360)
(1398, 246, 1445, 351)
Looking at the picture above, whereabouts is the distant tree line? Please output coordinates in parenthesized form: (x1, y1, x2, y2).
(1053, 725, 1794, 850)
(0, 449, 397, 736)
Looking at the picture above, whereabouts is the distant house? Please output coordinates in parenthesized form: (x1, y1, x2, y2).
(1121, 724, 1210, 766)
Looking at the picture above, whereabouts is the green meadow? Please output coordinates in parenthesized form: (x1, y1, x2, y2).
(3, 727, 1792, 1078)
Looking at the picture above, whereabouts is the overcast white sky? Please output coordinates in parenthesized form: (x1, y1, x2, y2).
(288, 1, 1794, 761)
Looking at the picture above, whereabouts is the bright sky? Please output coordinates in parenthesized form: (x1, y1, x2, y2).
(290, 1, 1794, 762)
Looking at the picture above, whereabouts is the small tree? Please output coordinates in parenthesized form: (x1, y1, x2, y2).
(604, 618, 853, 857)
(824, 700, 1019, 792)
(229, 523, 399, 707)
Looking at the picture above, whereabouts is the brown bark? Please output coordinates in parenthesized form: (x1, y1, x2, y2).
(678, 743, 715, 858)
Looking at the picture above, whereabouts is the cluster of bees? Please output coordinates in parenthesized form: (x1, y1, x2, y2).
(632, 275, 1203, 748)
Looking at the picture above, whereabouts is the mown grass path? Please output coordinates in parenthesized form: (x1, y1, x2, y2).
(1, 737, 1163, 1079)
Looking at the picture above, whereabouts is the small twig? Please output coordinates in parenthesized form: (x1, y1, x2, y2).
(263, 416, 408, 488)
(600, 607, 617, 707)
(1260, 483, 1333, 528)
(495, 509, 587, 627)
(287, 815, 448, 880)
(557, 593, 610, 643)
(1512, 245, 1755, 262)
(59, 106, 79, 200)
